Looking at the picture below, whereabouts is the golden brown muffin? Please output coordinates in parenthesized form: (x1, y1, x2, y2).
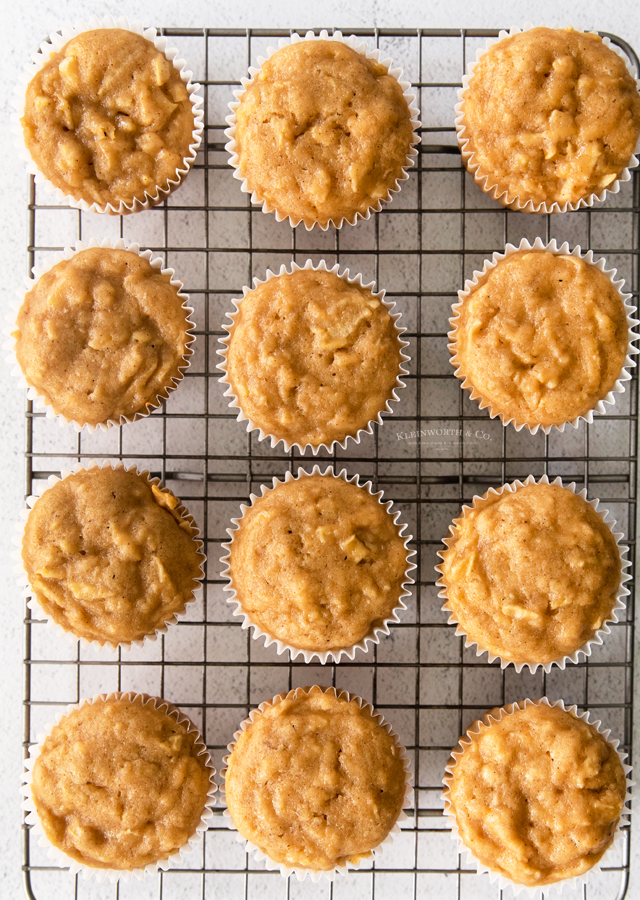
(31, 695, 212, 870)
(459, 27, 640, 207)
(232, 39, 415, 226)
(227, 473, 410, 653)
(224, 687, 407, 871)
(22, 29, 196, 208)
(223, 268, 405, 448)
(438, 482, 622, 666)
(446, 703, 627, 886)
(14, 247, 192, 427)
(22, 466, 204, 645)
(451, 250, 629, 428)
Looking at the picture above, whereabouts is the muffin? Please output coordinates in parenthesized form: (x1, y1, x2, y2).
(22, 465, 205, 646)
(450, 247, 631, 429)
(13, 245, 193, 429)
(224, 471, 412, 658)
(21, 26, 200, 211)
(228, 35, 417, 227)
(220, 264, 407, 450)
(437, 479, 623, 669)
(224, 686, 408, 873)
(457, 27, 640, 210)
(444, 701, 628, 888)
(28, 694, 214, 872)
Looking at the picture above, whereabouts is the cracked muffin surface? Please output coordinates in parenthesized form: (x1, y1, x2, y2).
(233, 39, 414, 226)
(31, 695, 211, 870)
(224, 687, 407, 870)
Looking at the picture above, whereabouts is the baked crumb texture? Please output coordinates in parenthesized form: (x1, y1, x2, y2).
(438, 481, 622, 667)
(231, 38, 416, 227)
(458, 27, 640, 209)
(30, 695, 213, 871)
(22, 466, 205, 645)
(22, 28, 198, 210)
(450, 249, 630, 429)
(224, 687, 408, 872)
(445, 702, 628, 887)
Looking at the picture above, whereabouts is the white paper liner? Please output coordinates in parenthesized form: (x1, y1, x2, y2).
(216, 258, 411, 454)
(3, 237, 196, 433)
(220, 465, 417, 663)
(442, 697, 634, 898)
(220, 685, 413, 882)
(13, 14, 205, 215)
(224, 29, 421, 230)
(435, 474, 631, 674)
(455, 24, 640, 214)
(22, 691, 217, 883)
(448, 237, 639, 434)
(13, 459, 206, 653)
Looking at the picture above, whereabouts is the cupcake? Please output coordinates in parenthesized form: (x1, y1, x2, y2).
(456, 26, 640, 212)
(449, 241, 635, 432)
(218, 261, 409, 453)
(20, 21, 203, 213)
(223, 686, 410, 877)
(226, 31, 419, 228)
(222, 468, 414, 662)
(21, 463, 205, 647)
(24, 693, 215, 877)
(443, 699, 630, 891)
(12, 243, 194, 430)
(436, 477, 626, 672)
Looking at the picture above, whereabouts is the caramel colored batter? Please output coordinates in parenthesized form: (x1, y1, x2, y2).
(228, 474, 409, 652)
(22, 29, 196, 208)
(225, 269, 403, 447)
(31, 696, 211, 870)
(452, 251, 629, 427)
(22, 467, 203, 645)
(439, 483, 621, 666)
(461, 28, 640, 206)
(447, 703, 627, 886)
(14, 248, 191, 427)
(225, 687, 406, 871)
(234, 40, 414, 226)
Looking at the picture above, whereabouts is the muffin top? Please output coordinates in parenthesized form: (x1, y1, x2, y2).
(22, 28, 196, 208)
(22, 466, 204, 645)
(228, 474, 409, 653)
(14, 247, 191, 427)
(224, 687, 407, 871)
(460, 27, 640, 206)
(451, 250, 629, 427)
(439, 482, 622, 666)
(233, 39, 414, 226)
(224, 268, 404, 448)
(447, 703, 627, 886)
(31, 695, 212, 870)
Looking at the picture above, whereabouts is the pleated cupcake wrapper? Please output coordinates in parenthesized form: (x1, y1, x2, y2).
(455, 24, 640, 214)
(220, 685, 413, 882)
(220, 465, 417, 664)
(13, 459, 206, 653)
(448, 237, 639, 434)
(216, 258, 411, 454)
(224, 29, 421, 230)
(22, 691, 217, 883)
(435, 474, 631, 674)
(3, 237, 196, 433)
(442, 697, 634, 898)
(13, 14, 204, 215)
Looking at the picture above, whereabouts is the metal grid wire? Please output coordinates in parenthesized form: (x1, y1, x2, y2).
(21, 27, 638, 900)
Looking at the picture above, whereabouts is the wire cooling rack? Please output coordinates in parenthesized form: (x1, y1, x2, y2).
(21, 26, 639, 900)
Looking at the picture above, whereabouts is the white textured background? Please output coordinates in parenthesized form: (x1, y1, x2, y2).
(2, 1, 640, 898)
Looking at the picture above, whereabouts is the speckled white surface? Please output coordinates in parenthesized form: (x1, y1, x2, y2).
(2, 2, 640, 898)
